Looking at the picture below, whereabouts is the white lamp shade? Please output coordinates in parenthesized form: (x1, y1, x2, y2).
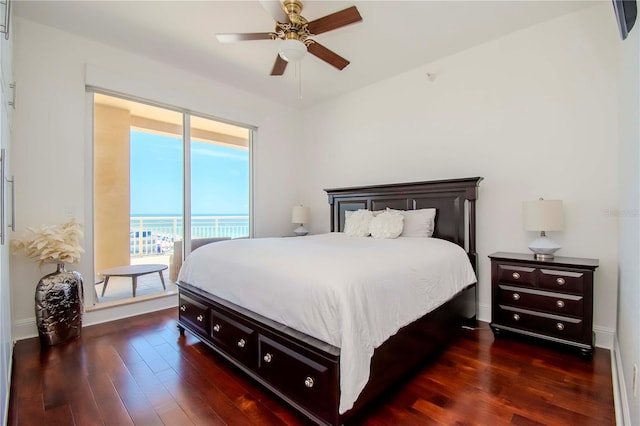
(291, 205, 310, 224)
(523, 199, 563, 232)
(279, 39, 307, 62)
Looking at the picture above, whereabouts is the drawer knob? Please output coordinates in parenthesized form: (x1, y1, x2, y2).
(556, 322, 565, 331)
(512, 293, 520, 301)
(556, 277, 566, 285)
(180, 305, 186, 312)
(556, 300, 565, 308)
(304, 377, 315, 388)
(196, 314, 204, 322)
(263, 353, 273, 363)
(237, 338, 246, 348)
(213, 324, 221, 333)
(513, 313, 520, 321)
(512, 272, 520, 280)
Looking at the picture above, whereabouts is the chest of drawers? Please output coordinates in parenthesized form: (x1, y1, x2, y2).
(489, 252, 599, 358)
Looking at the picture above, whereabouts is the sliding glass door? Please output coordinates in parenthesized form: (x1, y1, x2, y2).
(92, 92, 252, 305)
(189, 115, 250, 244)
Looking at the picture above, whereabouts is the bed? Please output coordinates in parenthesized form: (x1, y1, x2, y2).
(176, 177, 483, 425)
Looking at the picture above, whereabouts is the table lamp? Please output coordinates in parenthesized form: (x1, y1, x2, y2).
(291, 205, 310, 236)
(523, 198, 563, 260)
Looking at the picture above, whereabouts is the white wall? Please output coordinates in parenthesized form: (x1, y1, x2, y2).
(616, 11, 640, 425)
(298, 4, 620, 347)
(10, 4, 628, 353)
(10, 18, 301, 339)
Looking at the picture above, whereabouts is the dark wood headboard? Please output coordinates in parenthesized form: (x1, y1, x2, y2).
(325, 177, 483, 269)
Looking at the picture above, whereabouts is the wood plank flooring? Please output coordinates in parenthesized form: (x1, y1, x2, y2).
(8, 308, 615, 425)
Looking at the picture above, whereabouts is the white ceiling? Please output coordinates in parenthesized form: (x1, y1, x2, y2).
(14, 1, 599, 109)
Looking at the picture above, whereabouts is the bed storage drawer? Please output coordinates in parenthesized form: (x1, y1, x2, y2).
(210, 309, 257, 368)
(179, 294, 209, 336)
(258, 334, 336, 420)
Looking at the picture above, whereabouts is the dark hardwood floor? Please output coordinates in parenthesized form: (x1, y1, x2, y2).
(8, 308, 615, 425)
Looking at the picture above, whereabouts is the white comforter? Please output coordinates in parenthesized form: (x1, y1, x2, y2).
(178, 233, 477, 413)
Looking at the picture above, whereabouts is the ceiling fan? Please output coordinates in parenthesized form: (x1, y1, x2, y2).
(216, 0, 363, 76)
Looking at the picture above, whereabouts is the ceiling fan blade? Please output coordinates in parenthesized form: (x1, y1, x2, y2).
(216, 33, 273, 43)
(270, 55, 288, 76)
(306, 6, 362, 35)
(307, 42, 350, 70)
(259, 0, 289, 23)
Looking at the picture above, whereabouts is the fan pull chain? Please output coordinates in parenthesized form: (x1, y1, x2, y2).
(297, 61, 303, 100)
(298, 61, 302, 99)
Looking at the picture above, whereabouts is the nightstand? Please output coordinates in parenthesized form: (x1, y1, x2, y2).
(489, 252, 599, 358)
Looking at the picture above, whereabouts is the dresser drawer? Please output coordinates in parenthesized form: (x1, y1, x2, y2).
(210, 309, 257, 368)
(497, 306, 583, 341)
(258, 335, 333, 419)
(497, 264, 536, 286)
(490, 252, 597, 357)
(179, 294, 209, 336)
(498, 285, 583, 317)
(539, 269, 584, 294)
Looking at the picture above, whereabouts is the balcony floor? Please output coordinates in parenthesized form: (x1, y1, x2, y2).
(95, 254, 176, 303)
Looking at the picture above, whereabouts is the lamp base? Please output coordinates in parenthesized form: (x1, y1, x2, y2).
(528, 235, 560, 260)
(533, 252, 555, 260)
(293, 225, 308, 236)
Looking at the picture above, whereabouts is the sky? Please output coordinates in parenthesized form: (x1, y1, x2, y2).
(130, 130, 249, 216)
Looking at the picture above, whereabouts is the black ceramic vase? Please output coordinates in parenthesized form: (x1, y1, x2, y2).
(35, 263, 84, 346)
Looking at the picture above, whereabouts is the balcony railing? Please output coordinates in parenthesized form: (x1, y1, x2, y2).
(130, 215, 249, 257)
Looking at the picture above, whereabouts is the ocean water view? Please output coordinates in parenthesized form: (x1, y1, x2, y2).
(130, 214, 249, 256)
(128, 129, 251, 257)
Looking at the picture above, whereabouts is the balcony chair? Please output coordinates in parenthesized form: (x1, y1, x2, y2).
(169, 237, 231, 282)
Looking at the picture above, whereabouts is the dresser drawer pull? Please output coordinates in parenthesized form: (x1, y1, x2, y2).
(263, 353, 273, 363)
(556, 277, 566, 285)
(556, 300, 565, 308)
(304, 377, 315, 388)
(512, 272, 520, 280)
(196, 314, 204, 322)
(513, 313, 520, 321)
(180, 305, 186, 312)
(213, 324, 221, 333)
(556, 322, 565, 331)
(512, 293, 520, 301)
(237, 338, 246, 348)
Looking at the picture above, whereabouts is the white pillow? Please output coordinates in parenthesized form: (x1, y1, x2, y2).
(396, 208, 436, 237)
(345, 209, 382, 220)
(369, 210, 404, 239)
(344, 209, 374, 237)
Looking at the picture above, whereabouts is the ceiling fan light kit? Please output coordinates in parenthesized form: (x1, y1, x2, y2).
(278, 38, 306, 62)
(216, 0, 362, 76)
